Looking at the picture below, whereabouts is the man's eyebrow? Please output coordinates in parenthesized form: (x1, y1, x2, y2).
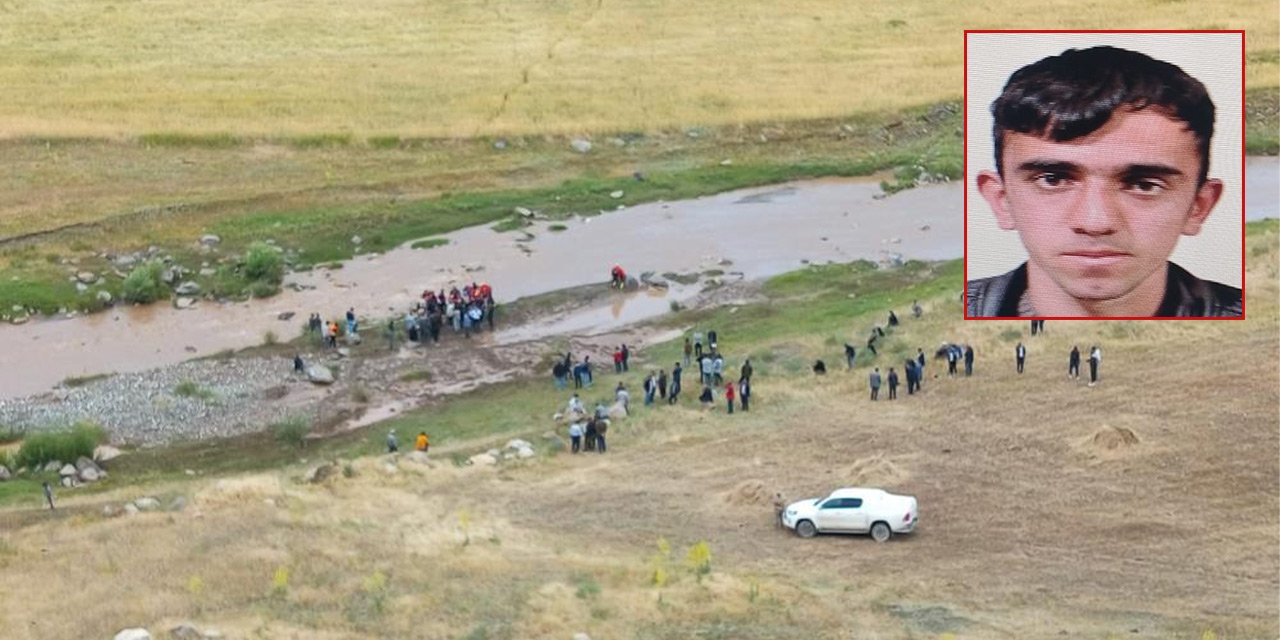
(1117, 163, 1185, 178)
(1014, 160, 1081, 174)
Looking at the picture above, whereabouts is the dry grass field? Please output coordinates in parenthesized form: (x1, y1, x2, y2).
(2, 0, 1275, 138)
(0, 229, 1274, 639)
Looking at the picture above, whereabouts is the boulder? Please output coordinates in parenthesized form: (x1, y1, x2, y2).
(351, 234, 363, 245)
(336, 347, 351, 358)
(175, 297, 197, 310)
(175, 281, 201, 296)
(504, 439, 533, 451)
(198, 268, 217, 277)
(75, 455, 99, 474)
(516, 447, 535, 459)
(161, 268, 179, 285)
(79, 467, 101, 482)
(96, 290, 114, 305)
(199, 234, 221, 247)
(168, 496, 187, 511)
(94, 445, 124, 463)
(344, 333, 362, 346)
(304, 463, 336, 484)
(43, 460, 63, 473)
(514, 206, 534, 218)
(123, 503, 140, 516)
(277, 311, 296, 321)
(60, 476, 76, 487)
(169, 623, 202, 640)
(609, 190, 624, 199)
(306, 365, 335, 385)
(133, 497, 161, 511)
(76, 271, 98, 284)
(114, 628, 152, 640)
(573, 634, 592, 640)
(0, 465, 9, 481)
(570, 138, 592, 154)
(59, 464, 77, 477)
(468, 453, 498, 466)
(102, 504, 121, 518)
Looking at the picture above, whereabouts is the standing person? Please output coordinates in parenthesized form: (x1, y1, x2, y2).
(552, 360, 568, 390)
(947, 346, 958, 377)
(1030, 319, 1038, 336)
(621, 344, 631, 372)
(615, 382, 630, 414)
(669, 362, 683, 404)
(1016, 341, 1027, 374)
(708, 330, 718, 351)
(485, 295, 496, 331)
(346, 307, 357, 335)
(694, 334, 704, 361)
(887, 367, 899, 400)
(916, 348, 926, 388)
(738, 376, 751, 411)
(964, 345, 975, 376)
(683, 338, 693, 366)
(595, 418, 608, 453)
(386, 430, 399, 454)
(568, 421, 583, 454)
(583, 418, 598, 452)
(657, 369, 668, 400)
(712, 353, 725, 386)
(293, 354, 305, 374)
(699, 384, 714, 409)
(385, 318, 397, 351)
(643, 372, 656, 407)
(1037, 320, 1046, 334)
(567, 392, 585, 416)
(912, 299, 923, 318)
(888, 310, 899, 327)
(700, 354, 713, 387)
(415, 432, 429, 452)
(725, 380, 736, 414)
(582, 356, 593, 387)
(740, 359, 753, 382)
(844, 343, 857, 369)
(613, 347, 624, 374)
(1089, 345, 1102, 387)
(869, 368, 882, 401)
(42, 482, 55, 511)
(1069, 345, 1081, 379)
(572, 361, 585, 389)
(905, 360, 918, 395)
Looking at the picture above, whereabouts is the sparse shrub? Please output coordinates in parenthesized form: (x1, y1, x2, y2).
(244, 242, 284, 284)
(0, 424, 25, 445)
(174, 380, 216, 401)
(998, 328, 1022, 342)
(270, 566, 290, 597)
(669, 300, 683, 312)
(351, 386, 370, 403)
(367, 135, 401, 149)
(686, 540, 712, 581)
(272, 416, 311, 448)
(342, 463, 355, 478)
(399, 370, 431, 382)
(887, 18, 907, 27)
(121, 261, 168, 303)
(346, 570, 390, 623)
(15, 422, 104, 469)
(262, 330, 278, 346)
(186, 575, 205, 596)
(548, 224, 568, 232)
(574, 574, 601, 599)
(249, 281, 280, 298)
(410, 238, 448, 250)
(650, 537, 673, 587)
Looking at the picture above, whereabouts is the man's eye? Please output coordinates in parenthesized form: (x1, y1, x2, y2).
(1033, 173, 1070, 188)
(1126, 179, 1166, 194)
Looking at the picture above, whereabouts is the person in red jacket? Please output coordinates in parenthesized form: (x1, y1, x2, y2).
(610, 265, 626, 289)
(725, 381, 736, 415)
(613, 347, 624, 374)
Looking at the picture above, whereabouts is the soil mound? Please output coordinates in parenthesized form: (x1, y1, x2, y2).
(845, 455, 909, 487)
(724, 479, 774, 506)
(1090, 425, 1140, 450)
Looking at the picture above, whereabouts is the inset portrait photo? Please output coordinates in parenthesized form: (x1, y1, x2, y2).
(964, 31, 1244, 319)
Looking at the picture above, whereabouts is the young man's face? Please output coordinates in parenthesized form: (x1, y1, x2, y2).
(977, 107, 1223, 315)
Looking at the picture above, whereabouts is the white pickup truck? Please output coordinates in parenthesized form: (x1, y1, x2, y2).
(781, 487, 918, 542)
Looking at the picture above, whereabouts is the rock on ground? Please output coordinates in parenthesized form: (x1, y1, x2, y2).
(114, 628, 151, 640)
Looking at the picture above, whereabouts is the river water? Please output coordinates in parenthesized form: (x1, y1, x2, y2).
(0, 156, 1273, 401)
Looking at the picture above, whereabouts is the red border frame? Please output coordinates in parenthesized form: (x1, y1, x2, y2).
(962, 30, 1247, 320)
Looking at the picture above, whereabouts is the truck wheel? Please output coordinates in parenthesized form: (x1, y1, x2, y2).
(870, 521, 892, 543)
(796, 520, 817, 538)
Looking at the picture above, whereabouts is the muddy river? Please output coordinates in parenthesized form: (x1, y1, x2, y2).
(1, 156, 1273, 401)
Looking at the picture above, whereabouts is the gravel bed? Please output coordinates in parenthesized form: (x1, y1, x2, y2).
(0, 357, 311, 445)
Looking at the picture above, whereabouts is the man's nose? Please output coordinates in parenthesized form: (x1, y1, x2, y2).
(1070, 180, 1121, 236)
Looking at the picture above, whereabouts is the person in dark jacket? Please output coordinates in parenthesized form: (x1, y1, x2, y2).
(887, 367, 899, 399)
(1015, 341, 1026, 374)
(964, 345, 975, 376)
(669, 362, 683, 404)
(869, 368, 882, 401)
(740, 359, 753, 382)
(1069, 345, 1081, 379)
(844, 343, 857, 369)
(738, 376, 751, 411)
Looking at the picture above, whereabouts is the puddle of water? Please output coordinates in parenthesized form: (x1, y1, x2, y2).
(2, 177, 965, 399)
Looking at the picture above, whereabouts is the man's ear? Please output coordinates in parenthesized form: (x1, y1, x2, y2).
(976, 170, 1016, 230)
(1182, 178, 1224, 236)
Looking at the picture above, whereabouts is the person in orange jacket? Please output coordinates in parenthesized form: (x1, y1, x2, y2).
(415, 432, 429, 452)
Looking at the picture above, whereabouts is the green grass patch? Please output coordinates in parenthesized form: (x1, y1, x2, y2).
(288, 133, 353, 149)
(14, 422, 104, 469)
(410, 238, 449, 250)
(547, 224, 568, 232)
(271, 416, 312, 448)
(1246, 87, 1279, 155)
(174, 380, 216, 401)
(137, 132, 242, 148)
(399, 370, 431, 382)
(62, 373, 111, 388)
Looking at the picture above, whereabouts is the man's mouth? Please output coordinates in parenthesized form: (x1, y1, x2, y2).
(1061, 250, 1132, 267)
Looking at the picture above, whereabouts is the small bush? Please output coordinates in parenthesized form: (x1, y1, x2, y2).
(174, 380, 216, 401)
(351, 386, 370, 404)
(574, 574, 601, 600)
(121, 261, 168, 303)
(249, 281, 280, 299)
(367, 135, 401, 149)
(548, 224, 568, 232)
(262, 330, 279, 346)
(410, 238, 449, 250)
(399, 370, 431, 382)
(244, 242, 284, 284)
(272, 417, 311, 448)
(998, 328, 1022, 342)
(16, 422, 105, 469)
